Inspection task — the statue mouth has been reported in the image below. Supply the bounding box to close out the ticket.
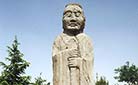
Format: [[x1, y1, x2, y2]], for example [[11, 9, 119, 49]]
[[69, 23, 77, 27], [69, 22, 80, 27]]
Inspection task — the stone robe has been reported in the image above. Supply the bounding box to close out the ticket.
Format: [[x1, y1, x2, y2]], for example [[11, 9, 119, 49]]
[[52, 33, 94, 85]]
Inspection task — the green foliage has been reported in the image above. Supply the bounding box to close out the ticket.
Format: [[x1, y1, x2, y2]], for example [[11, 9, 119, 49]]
[[95, 74, 109, 85], [32, 73, 50, 85], [0, 37, 31, 85], [0, 37, 50, 85], [0, 81, 9, 85], [95, 77, 109, 85], [114, 61, 138, 85]]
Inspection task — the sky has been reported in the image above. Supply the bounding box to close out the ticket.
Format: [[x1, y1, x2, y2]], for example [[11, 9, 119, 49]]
[[0, 0, 138, 85]]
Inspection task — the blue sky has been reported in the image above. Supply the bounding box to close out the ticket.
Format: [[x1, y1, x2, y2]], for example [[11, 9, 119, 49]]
[[0, 0, 138, 84]]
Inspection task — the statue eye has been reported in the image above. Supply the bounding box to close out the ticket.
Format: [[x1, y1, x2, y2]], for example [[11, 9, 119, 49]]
[[75, 12, 81, 17], [66, 12, 72, 17]]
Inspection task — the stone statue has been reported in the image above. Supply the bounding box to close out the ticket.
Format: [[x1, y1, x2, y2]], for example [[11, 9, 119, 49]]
[[52, 3, 94, 85]]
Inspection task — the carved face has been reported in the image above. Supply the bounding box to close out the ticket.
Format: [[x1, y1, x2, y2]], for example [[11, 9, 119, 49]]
[[63, 4, 85, 31]]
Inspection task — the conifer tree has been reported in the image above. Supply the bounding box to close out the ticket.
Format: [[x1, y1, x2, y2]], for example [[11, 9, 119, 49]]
[[95, 73, 109, 85], [0, 37, 30, 85], [32, 73, 50, 85], [95, 77, 109, 85]]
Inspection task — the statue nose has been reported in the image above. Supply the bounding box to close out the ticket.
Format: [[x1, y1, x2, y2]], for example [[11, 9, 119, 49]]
[[70, 13, 76, 21], [70, 16, 77, 22]]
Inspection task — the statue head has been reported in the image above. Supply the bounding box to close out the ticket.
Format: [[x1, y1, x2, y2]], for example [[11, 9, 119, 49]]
[[62, 3, 85, 35]]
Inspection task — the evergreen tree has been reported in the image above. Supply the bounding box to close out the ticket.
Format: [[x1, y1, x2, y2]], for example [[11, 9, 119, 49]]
[[32, 73, 50, 85], [0, 37, 30, 85], [95, 73, 109, 85]]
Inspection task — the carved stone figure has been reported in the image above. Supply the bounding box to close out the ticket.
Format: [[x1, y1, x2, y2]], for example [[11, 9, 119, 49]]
[[52, 3, 94, 85]]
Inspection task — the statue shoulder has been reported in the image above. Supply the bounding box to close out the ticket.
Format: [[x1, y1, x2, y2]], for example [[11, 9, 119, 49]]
[[54, 33, 64, 42], [77, 33, 92, 42], [53, 33, 70, 44]]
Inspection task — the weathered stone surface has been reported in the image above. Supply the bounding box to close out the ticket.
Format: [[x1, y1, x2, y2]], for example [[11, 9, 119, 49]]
[[52, 3, 94, 85]]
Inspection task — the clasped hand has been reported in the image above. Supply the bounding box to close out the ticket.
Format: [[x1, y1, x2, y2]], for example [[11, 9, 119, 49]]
[[67, 48, 81, 68]]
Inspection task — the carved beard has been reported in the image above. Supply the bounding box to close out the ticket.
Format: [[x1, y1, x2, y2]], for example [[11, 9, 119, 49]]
[[62, 18, 85, 36]]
